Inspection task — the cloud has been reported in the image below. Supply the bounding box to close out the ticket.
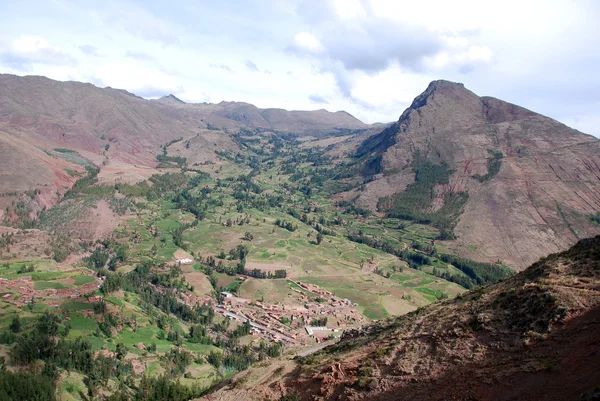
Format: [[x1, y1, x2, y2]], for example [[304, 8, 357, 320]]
[[0, 35, 76, 71], [245, 60, 259, 72], [79, 45, 101, 57], [177, 87, 210, 104], [561, 112, 600, 138], [93, 61, 181, 97], [308, 94, 329, 104], [210, 63, 233, 73], [323, 21, 443, 73], [288, 1, 496, 107], [424, 41, 493, 72], [290, 32, 325, 54], [103, 4, 179, 45], [125, 50, 156, 62]]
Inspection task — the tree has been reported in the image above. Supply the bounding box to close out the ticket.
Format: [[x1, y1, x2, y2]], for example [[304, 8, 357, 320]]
[[61, 322, 72, 338], [243, 232, 254, 241], [316, 232, 323, 245], [115, 343, 128, 360], [9, 315, 21, 333]]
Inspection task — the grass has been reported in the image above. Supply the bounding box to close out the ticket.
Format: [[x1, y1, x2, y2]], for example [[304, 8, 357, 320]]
[[74, 275, 96, 285], [31, 272, 71, 281], [67, 313, 99, 335], [61, 301, 93, 311], [34, 281, 68, 290], [415, 287, 444, 302]]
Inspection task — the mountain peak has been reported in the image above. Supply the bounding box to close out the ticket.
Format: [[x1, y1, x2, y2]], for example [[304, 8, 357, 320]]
[[158, 94, 185, 104], [405, 79, 475, 112], [427, 79, 465, 90]]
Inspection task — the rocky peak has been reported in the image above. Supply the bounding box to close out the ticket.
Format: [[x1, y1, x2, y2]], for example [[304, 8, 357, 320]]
[[400, 79, 480, 119], [158, 94, 185, 104]]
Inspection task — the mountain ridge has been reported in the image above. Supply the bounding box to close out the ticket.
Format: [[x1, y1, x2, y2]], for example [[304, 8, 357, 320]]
[[0, 73, 372, 227], [339, 80, 600, 270]]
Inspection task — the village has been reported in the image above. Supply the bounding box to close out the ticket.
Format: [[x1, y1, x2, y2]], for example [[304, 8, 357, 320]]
[[209, 279, 367, 347], [0, 261, 368, 353]]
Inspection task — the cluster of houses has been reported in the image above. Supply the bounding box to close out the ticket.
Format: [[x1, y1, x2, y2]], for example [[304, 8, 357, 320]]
[[0, 276, 34, 306], [213, 281, 366, 345]]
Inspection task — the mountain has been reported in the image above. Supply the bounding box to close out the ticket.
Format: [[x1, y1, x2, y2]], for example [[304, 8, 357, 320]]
[[157, 94, 186, 104], [0, 74, 367, 225], [203, 235, 600, 401], [2, 74, 599, 268], [338, 80, 600, 270], [153, 100, 367, 136]]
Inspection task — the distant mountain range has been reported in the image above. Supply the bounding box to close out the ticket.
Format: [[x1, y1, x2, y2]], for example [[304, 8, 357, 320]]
[[0, 73, 366, 217]]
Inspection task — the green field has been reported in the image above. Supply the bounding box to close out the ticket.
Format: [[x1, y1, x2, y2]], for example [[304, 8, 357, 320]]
[[74, 275, 96, 285], [34, 281, 68, 290]]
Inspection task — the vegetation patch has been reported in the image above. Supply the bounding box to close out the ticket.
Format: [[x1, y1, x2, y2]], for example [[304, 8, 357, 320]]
[[73, 275, 95, 285], [377, 151, 468, 233], [472, 149, 504, 182], [34, 281, 68, 290]]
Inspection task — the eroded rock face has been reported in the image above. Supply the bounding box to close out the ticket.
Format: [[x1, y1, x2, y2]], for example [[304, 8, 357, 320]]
[[352, 80, 600, 270]]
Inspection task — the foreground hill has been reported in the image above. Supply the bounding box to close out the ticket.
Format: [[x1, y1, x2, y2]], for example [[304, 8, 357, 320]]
[[204, 235, 600, 401], [339, 80, 600, 270]]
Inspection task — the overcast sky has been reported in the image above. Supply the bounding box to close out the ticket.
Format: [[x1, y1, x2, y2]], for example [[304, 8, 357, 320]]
[[1, 0, 599, 136]]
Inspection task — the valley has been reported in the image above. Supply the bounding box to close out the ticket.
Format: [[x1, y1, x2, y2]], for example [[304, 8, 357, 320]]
[[0, 75, 598, 401]]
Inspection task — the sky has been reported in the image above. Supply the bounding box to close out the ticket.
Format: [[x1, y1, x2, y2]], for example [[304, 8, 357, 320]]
[[1, 0, 599, 136]]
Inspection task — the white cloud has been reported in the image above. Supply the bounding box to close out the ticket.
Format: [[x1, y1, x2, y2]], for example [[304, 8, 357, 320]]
[[291, 32, 325, 54], [561, 112, 600, 138], [0, 35, 75, 70], [330, 0, 366, 20], [177, 86, 210, 103], [94, 62, 181, 97], [102, 2, 180, 46], [309, 94, 328, 104], [245, 60, 259, 72], [424, 45, 493, 71], [79, 45, 101, 57], [125, 50, 156, 62]]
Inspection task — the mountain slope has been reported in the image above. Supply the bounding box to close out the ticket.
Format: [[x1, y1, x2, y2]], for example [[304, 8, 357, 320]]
[[343, 80, 600, 270], [0, 74, 367, 220], [203, 235, 600, 401]]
